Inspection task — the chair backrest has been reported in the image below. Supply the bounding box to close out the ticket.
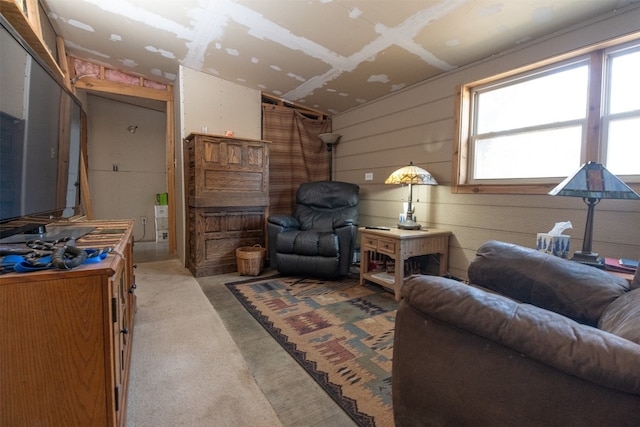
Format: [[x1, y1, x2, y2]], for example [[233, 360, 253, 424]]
[[294, 181, 359, 231]]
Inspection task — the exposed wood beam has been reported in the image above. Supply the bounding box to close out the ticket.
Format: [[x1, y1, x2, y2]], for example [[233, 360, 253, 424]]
[[165, 97, 177, 254], [79, 111, 93, 219], [0, 0, 63, 79], [73, 76, 172, 102], [24, 0, 41, 39], [262, 92, 330, 121], [55, 35, 72, 91]]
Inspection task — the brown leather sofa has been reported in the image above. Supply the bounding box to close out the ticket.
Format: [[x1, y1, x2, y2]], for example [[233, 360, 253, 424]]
[[392, 240, 640, 426]]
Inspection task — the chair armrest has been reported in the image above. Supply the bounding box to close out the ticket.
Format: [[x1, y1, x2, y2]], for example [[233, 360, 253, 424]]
[[333, 218, 356, 229], [402, 275, 640, 395], [267, 215, 301, 270], [267, 214, 300, 229]]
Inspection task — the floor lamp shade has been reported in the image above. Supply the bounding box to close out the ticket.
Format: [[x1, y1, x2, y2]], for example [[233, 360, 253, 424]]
[[548, 161, 640, 265]]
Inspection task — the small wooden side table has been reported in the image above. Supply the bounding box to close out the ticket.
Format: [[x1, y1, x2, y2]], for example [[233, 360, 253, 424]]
[[608, 270, 635, 284], [359, 227, 451, 300]]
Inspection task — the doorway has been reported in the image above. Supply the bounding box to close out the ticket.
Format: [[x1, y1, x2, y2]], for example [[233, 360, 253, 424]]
[[84, 92, 169, 249]]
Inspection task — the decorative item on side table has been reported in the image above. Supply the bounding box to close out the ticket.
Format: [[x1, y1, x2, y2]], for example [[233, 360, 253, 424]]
[[385, 161, 438, 230], [536, 221, 572, 258], [548, 161, 640, 267]]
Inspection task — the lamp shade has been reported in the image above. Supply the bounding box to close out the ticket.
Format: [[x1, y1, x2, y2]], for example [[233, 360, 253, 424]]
[[318, 133, 341, 145], [548, 161, 640, 200], [385, 162, 438, 186]]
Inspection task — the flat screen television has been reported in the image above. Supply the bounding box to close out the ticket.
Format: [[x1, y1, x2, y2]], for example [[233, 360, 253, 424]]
[[0, 14, 83, 239]]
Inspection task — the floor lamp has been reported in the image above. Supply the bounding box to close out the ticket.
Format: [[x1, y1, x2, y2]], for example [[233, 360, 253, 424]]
[[318, 133, 341, 181], [548, 161, 640, 266]]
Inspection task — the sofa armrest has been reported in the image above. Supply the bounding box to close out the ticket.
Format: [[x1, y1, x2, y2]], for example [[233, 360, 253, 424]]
[[402, 275, 640, 394]]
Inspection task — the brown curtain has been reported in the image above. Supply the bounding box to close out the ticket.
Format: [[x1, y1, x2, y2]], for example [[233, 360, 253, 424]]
[[263, 105, 332, 215]]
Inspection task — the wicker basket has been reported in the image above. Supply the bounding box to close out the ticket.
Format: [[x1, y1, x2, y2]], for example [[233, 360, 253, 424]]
[[236, 244, 266, 276]]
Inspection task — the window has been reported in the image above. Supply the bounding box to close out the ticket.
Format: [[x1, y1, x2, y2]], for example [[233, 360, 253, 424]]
[[603, 45, 640, 175], [454, 35, 640, 194]]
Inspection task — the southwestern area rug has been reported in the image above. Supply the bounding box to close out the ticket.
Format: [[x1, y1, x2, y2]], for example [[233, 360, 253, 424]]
[[225, 275, 397, 427]]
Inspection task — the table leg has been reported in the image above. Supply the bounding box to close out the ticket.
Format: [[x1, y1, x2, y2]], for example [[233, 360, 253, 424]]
[[439, 251, 448, 276], [360, 249, 368, 286]]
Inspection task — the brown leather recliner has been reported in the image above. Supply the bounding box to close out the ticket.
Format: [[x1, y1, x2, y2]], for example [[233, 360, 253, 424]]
[[393, 240, 640, 426]]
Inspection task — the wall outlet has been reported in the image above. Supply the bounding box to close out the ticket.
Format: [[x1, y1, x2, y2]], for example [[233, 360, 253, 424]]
[[141, 217, 147, 225], [365, 172, 373, 181]]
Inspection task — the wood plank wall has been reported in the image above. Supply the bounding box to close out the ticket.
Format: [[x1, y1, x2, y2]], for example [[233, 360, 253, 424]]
[[332, 7, 640, 280]]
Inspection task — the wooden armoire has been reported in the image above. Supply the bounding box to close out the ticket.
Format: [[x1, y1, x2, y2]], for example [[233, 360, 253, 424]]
[[184, 133, 269, 277]]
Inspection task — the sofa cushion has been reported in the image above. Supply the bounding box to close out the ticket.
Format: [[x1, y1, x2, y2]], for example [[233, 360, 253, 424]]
[[599, 288, 640, 345], [468, 240, 629, 326]]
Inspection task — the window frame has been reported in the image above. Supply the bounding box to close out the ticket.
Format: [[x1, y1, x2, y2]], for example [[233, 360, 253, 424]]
[[453, 33, 640, 195], [600, 43, 640, 176]]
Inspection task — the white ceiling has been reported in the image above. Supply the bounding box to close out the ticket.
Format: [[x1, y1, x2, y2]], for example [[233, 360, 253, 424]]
[[42, 0, 639, 115]]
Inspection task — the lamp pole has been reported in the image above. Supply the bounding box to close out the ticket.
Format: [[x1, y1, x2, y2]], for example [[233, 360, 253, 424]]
[[398, 181, 422, 230], [572, 197, 600, 264], [326, 142, 335, 181]]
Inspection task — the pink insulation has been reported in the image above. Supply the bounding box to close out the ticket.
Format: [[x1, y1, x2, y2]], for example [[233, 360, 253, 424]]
[[105, 69, 141, 85], [144, 80, 167, 90], [74, 59, 100, 78], [72, 58, 167, 90]]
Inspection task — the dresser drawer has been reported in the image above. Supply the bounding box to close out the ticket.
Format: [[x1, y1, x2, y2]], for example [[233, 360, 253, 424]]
[[362, 235, 378, 250], [377, 238, 396, 255]]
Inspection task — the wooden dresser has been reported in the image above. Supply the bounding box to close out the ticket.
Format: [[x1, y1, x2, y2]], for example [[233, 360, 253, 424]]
[[0, 220, 136, 427], [184, 133, 269, 277]]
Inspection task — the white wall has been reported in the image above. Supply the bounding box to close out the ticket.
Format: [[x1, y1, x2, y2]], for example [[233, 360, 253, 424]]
[[179, 66, 262, 139], [333, 6, 640, 279], [86, 94, 167, 242], [174, 66, 262, 263]]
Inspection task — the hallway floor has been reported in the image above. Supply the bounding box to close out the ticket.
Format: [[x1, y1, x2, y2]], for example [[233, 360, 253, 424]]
[[133, 240, 174, 263], [130, 243, 357, 426]]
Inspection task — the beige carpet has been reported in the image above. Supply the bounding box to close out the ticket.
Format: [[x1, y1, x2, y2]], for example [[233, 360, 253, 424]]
[[125, 259, 282, 426]]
